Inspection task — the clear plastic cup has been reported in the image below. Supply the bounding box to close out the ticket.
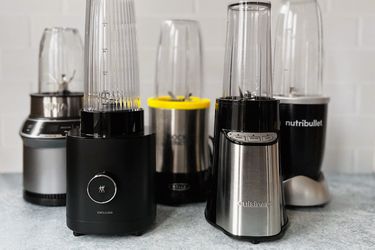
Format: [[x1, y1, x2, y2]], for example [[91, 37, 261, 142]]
[[38, 27, 84, 95], [223, 1, 273, 99], [155, 20, 203, 101], [274, 0, 323, 97]]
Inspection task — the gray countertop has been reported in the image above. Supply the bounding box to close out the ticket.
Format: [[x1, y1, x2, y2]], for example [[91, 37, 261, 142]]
[[0, 174, 374, 249]]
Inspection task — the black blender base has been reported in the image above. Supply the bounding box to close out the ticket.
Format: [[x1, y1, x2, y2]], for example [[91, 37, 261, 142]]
[[73, 231, 143, 237], [204, 209, 288, 244], [66, 127, 156, 236], [23, 190, 66, 207], [156, 170, 210, 206], [67, 216, 154, 236]]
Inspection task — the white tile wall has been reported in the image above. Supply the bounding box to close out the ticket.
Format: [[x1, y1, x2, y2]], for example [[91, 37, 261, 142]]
[[0, 0, 374, 173]]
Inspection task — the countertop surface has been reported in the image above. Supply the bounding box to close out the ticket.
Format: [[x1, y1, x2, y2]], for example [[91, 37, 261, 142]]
[[0, 174, 374, 249]]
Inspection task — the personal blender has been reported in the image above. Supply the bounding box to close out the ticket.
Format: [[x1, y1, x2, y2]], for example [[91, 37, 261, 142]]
[[20, 27, 83, 206], [274, 0, 330, 207], [205, 1, 288, 243], [66, 0, 156, 236], [148, 20, 211, 205]]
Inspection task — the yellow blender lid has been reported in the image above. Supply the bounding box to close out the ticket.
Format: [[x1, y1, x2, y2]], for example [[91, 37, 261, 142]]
[[148, 96, 211, 110]]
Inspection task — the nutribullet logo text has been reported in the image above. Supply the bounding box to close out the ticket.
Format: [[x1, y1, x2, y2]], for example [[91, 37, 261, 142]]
[[285, 120, 323, 127]]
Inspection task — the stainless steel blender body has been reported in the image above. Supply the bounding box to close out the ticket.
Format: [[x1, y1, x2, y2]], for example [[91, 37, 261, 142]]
[[205, 98, 288, 243], [21, 93, 82, 206], [150, 106, 211, 204], [216, 132, 284, 237], [150, 108, 209, 174]]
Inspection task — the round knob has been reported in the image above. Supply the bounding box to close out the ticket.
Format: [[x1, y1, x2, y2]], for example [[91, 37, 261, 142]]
[[87, 174, 117, 204]]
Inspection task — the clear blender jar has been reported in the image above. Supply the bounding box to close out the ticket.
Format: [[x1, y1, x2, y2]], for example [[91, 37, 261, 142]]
[[274, 0, 330, 207], [148, 20, 211, 205]]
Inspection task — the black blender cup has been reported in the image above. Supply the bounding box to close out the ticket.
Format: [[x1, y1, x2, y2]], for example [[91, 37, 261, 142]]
[[274, 0, 330, 207]]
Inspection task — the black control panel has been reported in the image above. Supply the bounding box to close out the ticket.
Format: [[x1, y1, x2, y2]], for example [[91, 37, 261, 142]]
[[21, 119, 80, 138]]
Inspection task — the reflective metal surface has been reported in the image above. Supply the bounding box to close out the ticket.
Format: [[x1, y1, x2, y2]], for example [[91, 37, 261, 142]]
[[20, 118, 80, 139], [284, 173, 330, 207], [150, 108, 210, 174], [30, 93, 83, 119], [23, 138, 66, 194], [226, 131, 278, 144], [216, 132, 285, 237], [276, 96, 330, 105], [21, 93, 83, 197]]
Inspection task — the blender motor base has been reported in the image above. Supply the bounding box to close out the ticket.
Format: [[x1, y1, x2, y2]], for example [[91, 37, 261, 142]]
[[284, 173, 330, 207]]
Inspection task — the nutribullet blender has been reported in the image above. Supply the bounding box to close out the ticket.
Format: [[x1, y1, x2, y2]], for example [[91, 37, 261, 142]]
[[20, 27, 84, 206], [66, 0, 156, 236], [205, 1, 288, 243], [274, 0, 330, 207], [148, 20, 211, 205]]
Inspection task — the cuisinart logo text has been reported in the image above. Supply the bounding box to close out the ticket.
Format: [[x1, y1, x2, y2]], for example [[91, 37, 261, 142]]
[[238, 201, 271, 208], [285, 120, 323, 127]]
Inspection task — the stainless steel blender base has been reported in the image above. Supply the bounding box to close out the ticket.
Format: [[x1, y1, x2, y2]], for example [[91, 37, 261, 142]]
[[284, 173, 330, 207]]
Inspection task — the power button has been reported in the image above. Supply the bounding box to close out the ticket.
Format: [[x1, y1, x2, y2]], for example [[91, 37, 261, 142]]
[[87, 174, 117, 204]]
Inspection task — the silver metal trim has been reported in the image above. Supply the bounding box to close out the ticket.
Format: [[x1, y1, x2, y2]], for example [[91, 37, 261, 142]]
[[284, 173, 330, 207], [87, 174, 117, 205], [226, 132, 277, 144], [20, 133, 66, 139], [30, 94, 83, 119], [20, 118, 80, 139], [26, 118, 80, 123], [276, 96, 330, 105]]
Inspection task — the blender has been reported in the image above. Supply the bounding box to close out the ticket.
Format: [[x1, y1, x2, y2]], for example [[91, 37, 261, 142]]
[[274, 0, 330, 207], [148, 20, 211, 205], [205, 1, 288, 243], [20, 27, 84, 206], [66, 0, 156, 236]]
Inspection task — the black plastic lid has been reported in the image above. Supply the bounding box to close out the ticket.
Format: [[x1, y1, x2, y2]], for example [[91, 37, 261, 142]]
[[81, 109, 144, 138], [216, 97, 280, 133]]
